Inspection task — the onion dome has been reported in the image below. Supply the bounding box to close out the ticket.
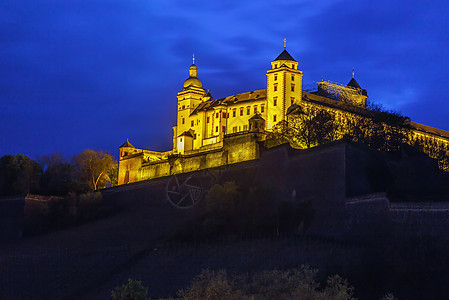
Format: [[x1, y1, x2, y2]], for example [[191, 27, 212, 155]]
[[183, 54, 203, 89]]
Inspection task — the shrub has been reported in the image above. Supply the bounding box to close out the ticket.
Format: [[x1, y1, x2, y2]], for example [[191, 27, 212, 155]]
[[111, 279, 150, 300], [178, 267, 359, 300], [178, 269, 246, 300]]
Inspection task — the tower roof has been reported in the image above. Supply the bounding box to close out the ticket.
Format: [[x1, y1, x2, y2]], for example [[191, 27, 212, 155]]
[[274, 49, 296, 62], [347, 78, 361, 89], [119, 140, 135, 148], [183, 58, 203, 89]]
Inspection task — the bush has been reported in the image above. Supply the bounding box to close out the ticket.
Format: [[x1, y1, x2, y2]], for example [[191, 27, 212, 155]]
[[178, 266, 361, 300], [178, 269, 242, 300], [78, 191, 104, 221], [111, 279, 150, 300]]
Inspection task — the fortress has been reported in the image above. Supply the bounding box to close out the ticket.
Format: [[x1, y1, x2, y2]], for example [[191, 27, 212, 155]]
[[118, 43, 449, 185]]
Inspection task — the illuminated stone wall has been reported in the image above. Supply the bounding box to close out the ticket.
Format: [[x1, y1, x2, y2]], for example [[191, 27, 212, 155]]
[[118, 153, 143, 185], [133, 133, 262, 182]]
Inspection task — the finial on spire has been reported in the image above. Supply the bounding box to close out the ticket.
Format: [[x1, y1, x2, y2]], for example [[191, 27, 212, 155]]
[[284, 38, 287, 49], [192, 53, 195, 65], [352, 68, 355, 78]]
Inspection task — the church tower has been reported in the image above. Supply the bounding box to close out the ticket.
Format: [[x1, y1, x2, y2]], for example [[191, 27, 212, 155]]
[[173, 55, 211, 154], [266, 40, 303, 130]]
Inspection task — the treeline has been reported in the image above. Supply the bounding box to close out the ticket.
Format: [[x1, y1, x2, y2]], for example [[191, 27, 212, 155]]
[[267, 101, 449, 170], [0, 150, 117, 197]]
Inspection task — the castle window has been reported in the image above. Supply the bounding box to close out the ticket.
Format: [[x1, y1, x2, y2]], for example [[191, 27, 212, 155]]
[[240, 107, 244, 116], [274, 83, 278, 92], [239, 126, 241, 131], [222, 112, 227, 118], [273, 115, 277, 122], [216, 113, 219, 118], [274, 64, 278, 68], [191, 120, 194, 127], [291, 75, 295, 81], [222, 126, 226, 133], [243, 125, 248, 131], [273, 97, 277, 106], [180, 138, 183, 142], [215, 126, 218, 132], [254, 105, 257, 114], [182, 105, 185, 110], [291, 84, 295, 92], [197, 120, 200, 125], [261, 104, 265, 113], [246, 106, 250, 115], [232, 108, 236, 117], [233, 126, 237, 133], [182, 118, 185, 124], [292, 64, 295, 69], [207, 116, 210, 123], [291, 97, 295, 105], [274, 74, 278, 81]]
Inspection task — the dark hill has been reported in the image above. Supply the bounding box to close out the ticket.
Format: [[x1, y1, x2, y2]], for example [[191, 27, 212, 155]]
[[1, 140, 449, 299]]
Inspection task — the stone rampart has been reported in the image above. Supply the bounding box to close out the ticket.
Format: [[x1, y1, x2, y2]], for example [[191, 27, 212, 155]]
[[137, 133, 262, 181]]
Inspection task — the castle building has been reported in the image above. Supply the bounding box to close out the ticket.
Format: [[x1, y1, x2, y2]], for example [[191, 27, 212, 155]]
[[118, 44, 449, 185]]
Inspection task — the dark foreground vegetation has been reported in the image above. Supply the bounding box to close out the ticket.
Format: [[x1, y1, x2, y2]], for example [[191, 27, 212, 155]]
[[0, 150, 119, 236], [173, 181, 314, 241], [23, 191, 119, 236], [113, 267, 397, 300]]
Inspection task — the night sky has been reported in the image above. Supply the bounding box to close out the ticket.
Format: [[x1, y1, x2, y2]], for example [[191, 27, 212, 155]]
[[1, 0, 448, 160]]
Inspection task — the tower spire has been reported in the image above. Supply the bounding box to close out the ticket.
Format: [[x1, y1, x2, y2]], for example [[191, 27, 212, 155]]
[[192, 53, 195, 65], [284, 38, 287, 49], [352, 68, 355, 78]]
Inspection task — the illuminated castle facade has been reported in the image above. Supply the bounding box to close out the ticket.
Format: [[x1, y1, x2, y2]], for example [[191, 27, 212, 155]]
[[118, 46, 449, 185]]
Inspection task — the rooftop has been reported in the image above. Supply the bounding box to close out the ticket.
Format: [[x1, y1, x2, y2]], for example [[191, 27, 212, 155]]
[[274, 49, 296, 62]]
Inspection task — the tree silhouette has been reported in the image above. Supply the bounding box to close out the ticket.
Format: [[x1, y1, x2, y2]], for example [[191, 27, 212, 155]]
[[0, 154, 41, 197]]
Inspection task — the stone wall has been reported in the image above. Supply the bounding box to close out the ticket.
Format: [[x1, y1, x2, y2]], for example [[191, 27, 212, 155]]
[[0, 197, 25, 244], [137, 133, 262, 182]]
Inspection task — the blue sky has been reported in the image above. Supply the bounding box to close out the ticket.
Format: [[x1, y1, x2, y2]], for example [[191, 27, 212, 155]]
[[1, 0, 448, 159]]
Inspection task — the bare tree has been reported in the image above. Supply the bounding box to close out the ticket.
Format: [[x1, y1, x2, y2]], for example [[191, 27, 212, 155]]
[[72, 150, 117, 190]]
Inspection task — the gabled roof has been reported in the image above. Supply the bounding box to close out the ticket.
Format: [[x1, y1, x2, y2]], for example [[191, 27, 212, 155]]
[[347, 78, 361, 89], [274, 49, 296, 62], [119, 140, 135, 148], [179, 130, 194, 137], [249, 113, 265, 121]]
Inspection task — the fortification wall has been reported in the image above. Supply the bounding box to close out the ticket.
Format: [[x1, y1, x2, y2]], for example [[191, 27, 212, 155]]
[[117, 139, 449, 241], [389, 202, 449, 237], [136, 133, 261, 181], [118, 153, 142, 185]]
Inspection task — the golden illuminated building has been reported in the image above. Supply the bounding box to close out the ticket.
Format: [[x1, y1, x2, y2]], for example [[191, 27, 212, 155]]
[[118, 42, 449, 185]]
